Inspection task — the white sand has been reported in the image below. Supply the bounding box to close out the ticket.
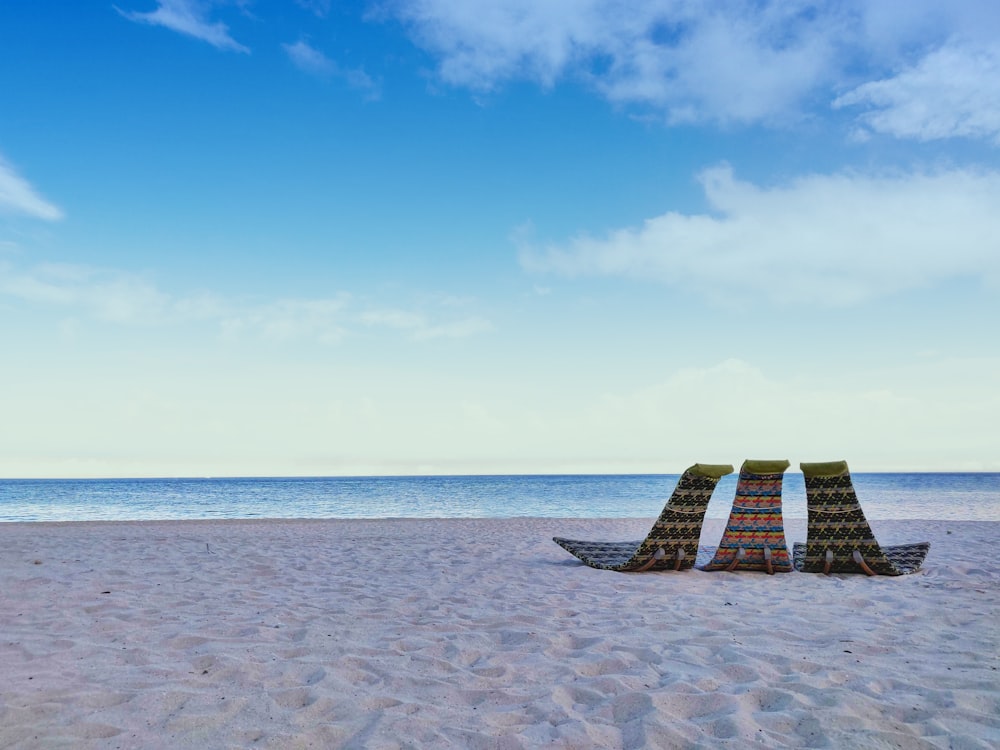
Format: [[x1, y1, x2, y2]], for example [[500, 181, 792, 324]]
[[1, 518, 997, 749]]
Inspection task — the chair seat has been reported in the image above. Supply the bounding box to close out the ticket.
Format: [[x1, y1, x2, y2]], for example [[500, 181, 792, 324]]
[[792, 541, 930, 575], [553, 538, 714, 571]]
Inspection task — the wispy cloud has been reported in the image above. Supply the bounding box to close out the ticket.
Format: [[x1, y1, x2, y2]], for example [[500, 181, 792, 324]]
[[834, 41, 1000, 144], [0, 260, 491, 343], [283, 39, 380, 98], [386, 1, 1000, 136], [117, 0, 249, 53], [520, 165, 1000, 305], [0, 155, 63, 221], [0, 262, 181, 322], [284, 39, 336, 76], [294, 0, 331, 18], [221, 297, 351, 344], [360, 307, 493, 341]]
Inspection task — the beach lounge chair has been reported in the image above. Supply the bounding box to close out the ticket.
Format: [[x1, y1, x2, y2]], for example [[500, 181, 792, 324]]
[[701, 460, 792, 574], [792, 461, 930, 575], [552, 463, 733, 572]]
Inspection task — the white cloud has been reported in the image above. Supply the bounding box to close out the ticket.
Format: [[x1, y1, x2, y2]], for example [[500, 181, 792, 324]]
[[283, 39, 380, 97], [117, 0, 249, 53], [361, 307, 493, 340], [0, 262, 170, 322], [414, 316, 493, 341], [222, 297, 351, 344], [390, 0, 843, 124], [387, 1, 1000, 136], [520, 165, 1000, 305], [834, 41, 1000, 144], [565, 356, 1000, 472], [595, 5, 842, 126], [284, 39, 337, 76], [295, 0, 331, 17], [0, 155, 63, 221], [858, 0, 1000, 55], [360, 308, 425, 329], [0, 260, 491, 343], [4, 344, 999, 476]]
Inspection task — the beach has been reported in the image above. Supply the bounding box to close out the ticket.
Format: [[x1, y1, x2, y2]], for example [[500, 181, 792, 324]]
[[1, 518, 997, 749]]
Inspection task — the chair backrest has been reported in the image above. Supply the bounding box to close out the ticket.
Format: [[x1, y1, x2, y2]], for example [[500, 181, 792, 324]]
[[625, 463, 732, 569], [702, 459, 792, 572], [800, 460, 897, 574]]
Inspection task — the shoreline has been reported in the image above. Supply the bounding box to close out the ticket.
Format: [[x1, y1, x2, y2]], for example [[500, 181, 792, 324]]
[[3, 515, 994, 526], [2, 518, 997, 748]]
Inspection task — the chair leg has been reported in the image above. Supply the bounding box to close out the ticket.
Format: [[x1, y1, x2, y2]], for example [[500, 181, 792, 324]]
[[726, 546, 746, 572], [633, 546, 667, 572], [823, 549, 833, 575], [763, 545, 773, 575], [852, 549, 877, 576]]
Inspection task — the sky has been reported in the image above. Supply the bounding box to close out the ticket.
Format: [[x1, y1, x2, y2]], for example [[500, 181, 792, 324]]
[[1, 0, 999, 478]]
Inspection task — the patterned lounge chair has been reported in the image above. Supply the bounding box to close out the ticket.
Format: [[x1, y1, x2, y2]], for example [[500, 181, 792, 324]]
[[701, 459, 792, 574], [552, 463, 734, 572], [792, 461, 930, 575]]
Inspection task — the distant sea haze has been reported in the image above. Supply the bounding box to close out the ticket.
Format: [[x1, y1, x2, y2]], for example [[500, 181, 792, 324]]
[[2, 473, 998, 523]]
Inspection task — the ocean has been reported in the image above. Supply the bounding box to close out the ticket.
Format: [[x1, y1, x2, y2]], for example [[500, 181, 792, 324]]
[[1, 472, 998, 523]]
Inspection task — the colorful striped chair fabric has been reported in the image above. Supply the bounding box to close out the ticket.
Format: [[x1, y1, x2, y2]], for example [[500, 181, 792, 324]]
[[701, 459, 793, 574]]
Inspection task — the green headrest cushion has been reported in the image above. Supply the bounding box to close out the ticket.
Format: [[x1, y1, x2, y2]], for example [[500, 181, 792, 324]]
[[800, 460, 850, 477], [742, 459, 791, 474], [686, 463, 735, 479]]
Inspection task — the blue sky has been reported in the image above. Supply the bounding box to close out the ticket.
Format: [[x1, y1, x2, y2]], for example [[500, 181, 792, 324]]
[[2, 0, 999, 477]]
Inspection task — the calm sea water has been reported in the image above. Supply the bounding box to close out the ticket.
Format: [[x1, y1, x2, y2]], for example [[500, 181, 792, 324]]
[[1, 473, 998, 523]]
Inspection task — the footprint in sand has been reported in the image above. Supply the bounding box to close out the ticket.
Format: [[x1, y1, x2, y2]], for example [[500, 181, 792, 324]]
[[72, 723, 122, 740], [271, 687, 317, 710]]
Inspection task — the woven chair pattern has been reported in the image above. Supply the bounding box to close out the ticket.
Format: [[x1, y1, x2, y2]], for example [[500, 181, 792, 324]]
[[792, 466, 929, 575], [552, 467, 728, 572]]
